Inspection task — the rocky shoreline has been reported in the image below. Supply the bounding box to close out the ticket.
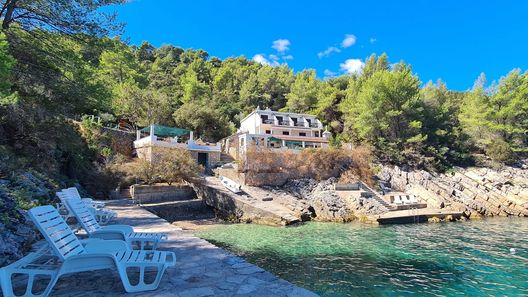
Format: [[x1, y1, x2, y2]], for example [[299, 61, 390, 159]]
[[378, 164, 528, 218], [1, 163, 527, 267]]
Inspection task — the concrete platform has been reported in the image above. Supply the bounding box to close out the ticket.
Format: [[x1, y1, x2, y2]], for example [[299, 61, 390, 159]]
[[374, 208, 465, 225], [196, 177, 302, 225], [45, 199, 318, 297]]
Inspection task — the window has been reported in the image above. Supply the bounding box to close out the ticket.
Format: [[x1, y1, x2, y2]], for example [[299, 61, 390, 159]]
[[299, 132, 306, 137], [314, 131, 319, 137], [282, 131, 289, 135], [265, 130, 271, 134]]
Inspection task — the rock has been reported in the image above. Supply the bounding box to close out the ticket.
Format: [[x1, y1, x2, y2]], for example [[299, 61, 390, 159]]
[[429, 216, 442, 223], [377, 165, 528, 218], [0, 191, 37, 266]]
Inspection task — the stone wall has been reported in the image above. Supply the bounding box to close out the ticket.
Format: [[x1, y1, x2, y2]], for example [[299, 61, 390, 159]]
[[193, 181, 290, 225], [130, 184, 196, 204], [378, 165, 528, 217], [142, 200, 214, 222], [103, 127, 136, 157]]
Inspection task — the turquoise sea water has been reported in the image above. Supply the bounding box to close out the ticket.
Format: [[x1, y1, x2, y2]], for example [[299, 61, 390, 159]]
[[198, 219, 528, 296]]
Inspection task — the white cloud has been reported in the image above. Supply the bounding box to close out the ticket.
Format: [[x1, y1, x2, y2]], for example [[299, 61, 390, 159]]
[[369, 38, 377, 44], [282, 54, 294, 60], [317, 46, 341, 58], [269, 54, 279, 62], [252, 54, 271, 65], [252, 54, 280, 67], [323, 69, 337, 77], [340, 59, 365, 74], [272, 39, 290, 53], [341, 34, 357, 48]]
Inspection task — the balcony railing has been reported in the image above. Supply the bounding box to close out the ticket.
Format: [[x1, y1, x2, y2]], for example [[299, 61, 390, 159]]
[[278, 121, 290, 126], [262, 119, 274, 124], [309, 123, 320, 128], [293, 122, 306, 127]]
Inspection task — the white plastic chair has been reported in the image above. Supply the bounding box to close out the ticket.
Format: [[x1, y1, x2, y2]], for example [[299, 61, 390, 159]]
[[64, 196, 167, 250], [0, 205, 175, 297]]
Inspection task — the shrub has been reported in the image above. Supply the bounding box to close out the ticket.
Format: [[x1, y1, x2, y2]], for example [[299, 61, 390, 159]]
[[155, 147, 202, 185], [132, 158, 158, 185], [125, 147, 202, 185], [486, 139, 514, 164], [339, 145, 376, 187]]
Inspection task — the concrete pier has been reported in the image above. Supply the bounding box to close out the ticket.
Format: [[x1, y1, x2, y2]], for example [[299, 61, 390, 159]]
[[46, 199, 318, 297], [375, 208, 464, 224], [194, 177, 302, 225]]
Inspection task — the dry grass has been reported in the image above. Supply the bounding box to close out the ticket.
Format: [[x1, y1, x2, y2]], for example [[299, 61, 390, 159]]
[[243, 145, 375, 185]]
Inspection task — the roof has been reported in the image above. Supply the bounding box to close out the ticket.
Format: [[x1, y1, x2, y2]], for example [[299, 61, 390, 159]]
[[240, 108, 320, 124], [140, 124, 190, 137]]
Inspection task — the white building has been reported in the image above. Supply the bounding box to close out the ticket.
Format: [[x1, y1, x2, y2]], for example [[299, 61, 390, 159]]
[[134, 124, 222, 168], [232, 108, 331, 152]]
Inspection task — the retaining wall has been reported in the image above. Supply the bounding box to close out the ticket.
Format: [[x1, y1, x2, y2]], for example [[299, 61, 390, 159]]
[[130, 184, 196, 204]]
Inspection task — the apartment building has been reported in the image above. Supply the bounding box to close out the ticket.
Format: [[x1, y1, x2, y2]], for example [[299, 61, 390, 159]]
[[233, 108, 331, 151]]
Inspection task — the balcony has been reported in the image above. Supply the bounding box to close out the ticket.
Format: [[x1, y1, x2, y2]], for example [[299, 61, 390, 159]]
[[277, 121, 290, 126], [293, 121, 306, 127], [261, 119, 274, 124], [309, 122, 320, 128], [134, 136, 220, 152]]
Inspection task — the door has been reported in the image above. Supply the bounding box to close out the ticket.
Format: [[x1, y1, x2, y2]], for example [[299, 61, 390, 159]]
[[197, 152, 208, 168]]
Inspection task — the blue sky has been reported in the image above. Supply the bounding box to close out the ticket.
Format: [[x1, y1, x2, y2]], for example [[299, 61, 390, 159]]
[[107, 0, 528, 91]]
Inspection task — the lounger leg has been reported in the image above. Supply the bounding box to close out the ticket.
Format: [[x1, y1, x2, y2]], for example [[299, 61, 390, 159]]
[[116, 264, 167, 293], [0, 270, 59, 297]]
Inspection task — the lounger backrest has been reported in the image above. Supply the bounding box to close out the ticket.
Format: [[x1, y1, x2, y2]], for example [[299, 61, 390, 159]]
[[56, 190, 76, 212], [64, 196, 102, 234], [28, 205, 86, 261], [65, 187, 82, 200]]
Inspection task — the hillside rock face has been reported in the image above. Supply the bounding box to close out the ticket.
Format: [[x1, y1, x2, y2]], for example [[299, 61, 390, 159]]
[[0, 172, 58, 266], [378, 164, 528, 217], [0, 191, 37, 267]]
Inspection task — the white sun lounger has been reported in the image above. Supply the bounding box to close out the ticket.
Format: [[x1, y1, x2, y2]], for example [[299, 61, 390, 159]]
[[57, 191, 116, 225], [409, 195, 419, 204], [65, 187, 106, 209], [401, 195, 411, 204], [393, 195, 403, 205], [0, 205, 175, 297], [64, 197, 167, 250]]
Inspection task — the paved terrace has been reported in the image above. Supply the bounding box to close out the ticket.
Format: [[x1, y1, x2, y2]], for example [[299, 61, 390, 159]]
[[48, 200, 318, 297]]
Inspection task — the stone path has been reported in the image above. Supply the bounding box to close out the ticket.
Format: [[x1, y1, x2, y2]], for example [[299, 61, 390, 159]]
[[48, 199, 318, 297]]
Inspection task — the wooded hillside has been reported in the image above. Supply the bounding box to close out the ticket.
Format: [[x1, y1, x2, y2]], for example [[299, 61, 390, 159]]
[[0, 0, 526, 193]]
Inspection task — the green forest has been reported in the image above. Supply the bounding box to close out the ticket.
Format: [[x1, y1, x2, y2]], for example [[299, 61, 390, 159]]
[[0, 0, 527, 192]]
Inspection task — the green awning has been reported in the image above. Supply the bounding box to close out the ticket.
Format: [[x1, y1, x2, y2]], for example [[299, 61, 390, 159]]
[[268, 137, 282, 142], [285, 140, 303, 145], [140, 124, 190, 137]]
